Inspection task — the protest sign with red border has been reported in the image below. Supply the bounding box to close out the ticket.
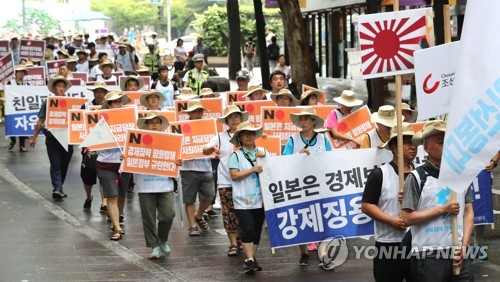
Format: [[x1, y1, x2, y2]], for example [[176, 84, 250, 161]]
[[329, 105, 377, 149], [168, 119, 217, 160], [226, 91, 247, 105], [0, 53, 14, 82], [174, 98, 224, 131], [233, 100, 275, 127], [25, 66, 46, 86], [46, 59, 66, 79], [19, 39, 45, 60], [261, 106, 302, 143], [0, 40, 10, 57]]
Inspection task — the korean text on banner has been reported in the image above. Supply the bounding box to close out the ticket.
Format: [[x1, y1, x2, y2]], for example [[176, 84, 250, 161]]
[[25, 66, 46, 86], [84, 107, 138, 150], [414, 42, 459, 121], [168, 119, 217, 160], [45, 97, 88, 129], [68, 109, 87, 145], [0, 53, 14, 82], [19, 39, 45, 60], [122, 129, 182, 178], [46, 60, 67, 79], [234, 100, 275, 127], [174, 98, 224, 131], [440, 1, 500, 193], [329, 106, 376, 149], [358, 8, 435, 79], [259, 148, 393, 248], [0, 40, 9, 57], [261, 106, 301, 143]]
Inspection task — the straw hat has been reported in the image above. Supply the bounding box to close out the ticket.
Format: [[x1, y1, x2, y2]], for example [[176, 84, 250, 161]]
[[76, 47, 88, 56], [101, 91, 131, 109], [333, 90, 363, 107], [243, 85, 265, 98], [66, 57, 77, 64], [380, 123, 415, 150], [197, 88, 220, 98], [99, 58, 115, 70], [229, 121, 264, 146], [299, 90, 323, 104], [87, 81, 109, 92], [217, 105, 249, 125], [371, 105, 399, 127], [120, 75, 145, 91], [15, 65, 28, 74], [48, 75, 72, 94], [176, 88, 197, 100], [290, 107, 325, 129], [402, 103, 418, 122], [137, 111, 169, 132], [135, 65, 150, 74], [89, 56, 99, 62], [412, 120, 446, 145], [181, 99, 209, 113], [24, 61, 34, 67], [140, 90, 165, 108], [270, 89, 299, 106], [30, 58, 40, 63], [57, 49, 69, 57]]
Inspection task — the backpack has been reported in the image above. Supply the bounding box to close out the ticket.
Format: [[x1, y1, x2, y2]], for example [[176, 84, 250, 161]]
[[245, 43, 254, 58]]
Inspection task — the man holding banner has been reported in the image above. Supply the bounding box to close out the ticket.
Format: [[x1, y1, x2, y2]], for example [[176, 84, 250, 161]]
[[7, 65, 30, 152]]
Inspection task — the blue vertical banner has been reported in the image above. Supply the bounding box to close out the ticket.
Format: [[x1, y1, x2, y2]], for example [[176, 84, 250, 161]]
[[472, 170, 494, 225]]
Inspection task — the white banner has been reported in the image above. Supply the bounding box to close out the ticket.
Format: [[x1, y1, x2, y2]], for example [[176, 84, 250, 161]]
[[79, 118, 117, 149], [440, 1, 500, 193], [414, 41, 460, 120]]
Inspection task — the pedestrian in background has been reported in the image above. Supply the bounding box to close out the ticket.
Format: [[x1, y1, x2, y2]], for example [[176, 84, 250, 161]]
[[193, 37, 209, 64], [174, 38, 187, 73], [267, 36, 279, 72], [244, 37, 256, 76]]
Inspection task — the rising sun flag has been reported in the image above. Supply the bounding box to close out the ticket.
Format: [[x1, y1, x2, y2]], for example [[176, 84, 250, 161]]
[[358, 8, 435, 79]]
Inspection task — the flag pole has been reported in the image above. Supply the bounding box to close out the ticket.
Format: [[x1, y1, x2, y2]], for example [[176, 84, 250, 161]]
[[443, 4, 460, 276]]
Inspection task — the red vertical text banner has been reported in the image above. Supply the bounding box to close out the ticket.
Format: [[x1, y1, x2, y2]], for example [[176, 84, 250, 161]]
[[45, 96, 88, 129], [168, 118, 218, 160], [122, 129, 182, 178]]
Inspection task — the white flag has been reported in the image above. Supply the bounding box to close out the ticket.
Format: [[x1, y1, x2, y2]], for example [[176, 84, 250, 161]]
[[440, 0, 500, 193], [49, 128, 69, 152], [79, 118, 117, 149]]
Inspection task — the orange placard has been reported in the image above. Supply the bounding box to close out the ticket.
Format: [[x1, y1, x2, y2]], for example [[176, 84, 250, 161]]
[[45, 96, 88, 129], [412, 122, 426, 133], [122, 129, 182, 178], [255, 136, 282, 156], [226, 91, 247, 105], [138, 110, 176, 123], [312, 105, 337, 120], [88, 105, 102, 111], [67, 109, 86, 145], [303, 84, 326, 105], [123, 91, 148, 108], [331, 105, 377, 149], [174, 98, 224, 131], [168, 119, 217, 160], [233, 100, 275, 127], [84, 107, 138, 150], [261, 106, 302, 143]]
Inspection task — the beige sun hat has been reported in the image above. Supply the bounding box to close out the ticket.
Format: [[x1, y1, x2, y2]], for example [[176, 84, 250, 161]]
[[87, 81, 109, 92], [299, 90, 323, 104], [140, 90, 165, 108], [30, 58, 40, 63], [15, 65, 28, 74], [290, 107, 325, 129], [181, 99, 209, 113], [412, 120, 446, 145], [197, 88, 220, 98], [217, 105, 249, 125], [380, 122, 415, 149], [99, 58, 115, 71], [333, 90, 363, 107], [135, 65, 150, 74], [24, 61, 34, 67], [402, 102, 418, 122], [66, 57, 77, 64], [270, 89, 299, 106], [137, 111, 169, 132], [243, 85, 265, 98], [76, 47, 88, 56], [176, 88, 197, 100], [48, 75, 72, 94], [192, 54, 204, 62], [120, 75, 145, 91], [101, 91, 131, 109], [229, 121, 264, 146], [89, 56, 99, 62], [371, 105, 399, 127], [57, 49, 69, 57]]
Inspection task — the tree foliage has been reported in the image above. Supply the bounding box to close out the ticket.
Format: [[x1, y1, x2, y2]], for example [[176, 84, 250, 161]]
[[3, 8, 61, 35]]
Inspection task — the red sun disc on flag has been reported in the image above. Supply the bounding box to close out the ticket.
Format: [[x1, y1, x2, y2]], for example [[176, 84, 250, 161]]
[[275, 110, 285, 119], [27, 41, 32, 46]]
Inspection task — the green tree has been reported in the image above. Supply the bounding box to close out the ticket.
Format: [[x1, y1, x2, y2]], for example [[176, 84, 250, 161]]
[[3, 8, 60, 35]]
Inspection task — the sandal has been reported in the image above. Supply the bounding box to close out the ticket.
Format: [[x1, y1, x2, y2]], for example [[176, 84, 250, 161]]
[[188, 226, 200, 236], [7, 143, 15, 151], [237, 238, 243, 250], [228, 245, 239, 256], [110, 231, 122, 241], [19, 147, 27, 152], [194, 216, 209, 231]]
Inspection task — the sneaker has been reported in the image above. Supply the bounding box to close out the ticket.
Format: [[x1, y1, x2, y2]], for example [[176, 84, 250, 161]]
[[298, 254, 309, 266], [159, 242, 171, 254], [205, 210, 218, 217], [254, 259, 263, 271], [244, 259, 256, 274], [212, 203, 221, 210], [83, 198, 92, 210], [52, 190, 64, 199], [150, 247, 161, 259], [100, 205, 108, 213]]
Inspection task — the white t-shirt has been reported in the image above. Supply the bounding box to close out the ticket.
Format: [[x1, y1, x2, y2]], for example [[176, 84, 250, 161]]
[[134, 174, 174, 193], [204, 131, 234, 188], [180, 158, 211, 172]]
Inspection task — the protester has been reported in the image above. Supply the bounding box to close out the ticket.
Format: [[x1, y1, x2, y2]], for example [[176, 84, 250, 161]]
[[243, 85, 266, 101], [269, 70, 287, 98], [120, 75, 144, 92], [402, 102, 418, 123], [96, 59, 118, 84], [270, 89, 299, 107], [30, 76, 74, 199], [273, 55, 291, 88], [135, 112, 182, 259], [244, 37, 256, 76], [197, 88, 220, 99], [299, 90, 322, 106], [96, 91, 132, 241], [282, 107, 331, 266], [180, 100, 214, 236], [139, 90, 165, 111], [81, 82, 109, 212], [7, 65, 29, 152], [66, 57, 78, 73], [115, 43, 135, 75], [235, 70, 250, 91], [229, 121, 268, 273], [89, 52, 108, 81], [183, 54, 209, 95], [361, 123, 417, 282], [326, 90, 363, 146], [203, 105, 249, 256], [173, 38, 187, 73], [76, 47, 89, 73], [360, 105, 398, 149], [402, 121, 474, 281], [152, 65, 179, 107]]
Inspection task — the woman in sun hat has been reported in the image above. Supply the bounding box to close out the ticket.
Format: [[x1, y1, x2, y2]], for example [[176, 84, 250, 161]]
[[270, 88, 299, 107], [402, 102, 418, 123], [283, 107, 332, 266], [243, 84, 266, 101], [139, 90, 165, 111], [299, 89, 323, 106], [120, 75, 145, 91], [197, 87, 220, 99], [30, 76, 74, 199], [326, 90, 363, 146], [360, 105, 399, 149], [135, 112, 182, 259], [229, 121, 268, 273], [203, 105, 249, 256]]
